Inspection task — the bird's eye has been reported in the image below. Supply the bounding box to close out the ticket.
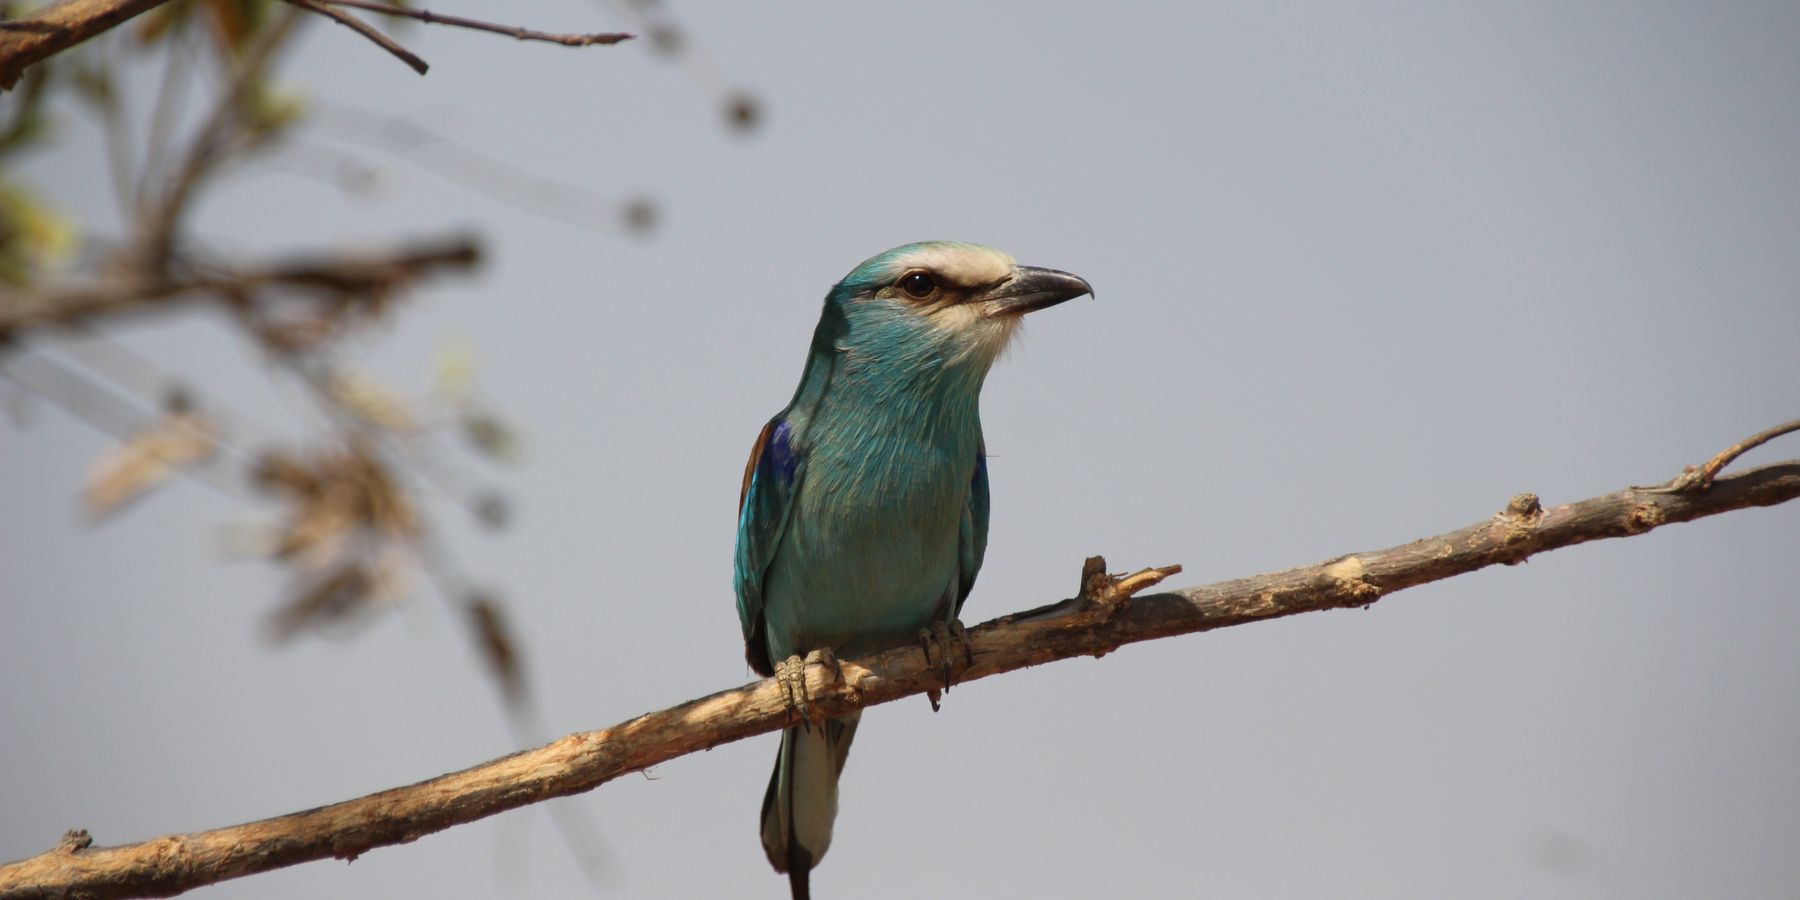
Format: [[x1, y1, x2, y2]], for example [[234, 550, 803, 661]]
[[899, 272, 937, 299]]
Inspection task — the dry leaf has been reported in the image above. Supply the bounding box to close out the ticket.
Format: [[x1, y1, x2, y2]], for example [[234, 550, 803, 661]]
[[84, 413, 217, 517], [328, 371, 416, 433], [265, 563, 372, 644], [250, 445, 417, 569]]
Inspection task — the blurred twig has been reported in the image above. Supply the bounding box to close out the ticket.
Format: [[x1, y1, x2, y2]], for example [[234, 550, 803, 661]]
[[0, 236, 479, 341], [134, 7, 302, 270], [311, 104, 646, 233], [593, 0, 760, 133]]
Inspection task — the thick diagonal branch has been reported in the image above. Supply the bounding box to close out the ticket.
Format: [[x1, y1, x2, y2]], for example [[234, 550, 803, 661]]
[[2, 450, 1796, 898], [0, 236, 480, 342], [0, 0, 175, 90]]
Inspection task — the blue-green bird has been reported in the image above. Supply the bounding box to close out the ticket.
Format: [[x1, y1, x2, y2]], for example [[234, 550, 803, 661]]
[[734, 242, 1091, 898]]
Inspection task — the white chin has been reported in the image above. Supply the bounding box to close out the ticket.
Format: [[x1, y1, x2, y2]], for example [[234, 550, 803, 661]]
[[932, 304, 1019, 364]]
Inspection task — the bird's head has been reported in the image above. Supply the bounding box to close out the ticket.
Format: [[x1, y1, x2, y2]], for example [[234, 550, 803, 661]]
[[819, 242, 1092, 371]]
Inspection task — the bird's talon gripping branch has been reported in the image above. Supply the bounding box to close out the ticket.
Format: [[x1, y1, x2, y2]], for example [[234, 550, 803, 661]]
[[917, 619, 973, 709], [917, 627, 935, 666], [808, 646, 842, 686], [950, 618, 973, 668], [773, 654, 812, 727]]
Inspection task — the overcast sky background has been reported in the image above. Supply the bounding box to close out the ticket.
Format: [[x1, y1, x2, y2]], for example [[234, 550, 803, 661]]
[[5, 2, 1800, 897]]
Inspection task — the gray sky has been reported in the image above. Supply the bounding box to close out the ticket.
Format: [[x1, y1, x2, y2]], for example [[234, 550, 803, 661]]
[[5, 1, 1800, 897]]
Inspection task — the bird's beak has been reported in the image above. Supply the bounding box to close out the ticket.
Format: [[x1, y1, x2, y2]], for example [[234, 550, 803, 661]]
[[982, 266, 1093, 316]]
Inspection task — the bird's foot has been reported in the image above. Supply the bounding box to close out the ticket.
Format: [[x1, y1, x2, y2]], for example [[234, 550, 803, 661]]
[[774, 648, 841, 729], [774, 654, 810, 725], [917, 618, 973, 712]]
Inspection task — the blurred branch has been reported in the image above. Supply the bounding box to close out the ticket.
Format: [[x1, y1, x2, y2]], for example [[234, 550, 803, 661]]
[[311, 104, 651, 234], [0, 235, 479, 341], [4, 427, 1798, 898], [133, 7, 302, 270], [592, 0, 762, 133], [0, 0, 174, 90]]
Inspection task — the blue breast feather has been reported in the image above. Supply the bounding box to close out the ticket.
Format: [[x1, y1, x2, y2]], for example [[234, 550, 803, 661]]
[[735, 416, 988, 674]]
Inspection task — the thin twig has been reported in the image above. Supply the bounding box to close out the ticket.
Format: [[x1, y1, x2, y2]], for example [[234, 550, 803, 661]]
[[314, 0, 632, 46], [3, 429, 1798, 898], [1647, 417, 1800, 493], [82, 47, 139, 220], [138, 29, 193, 216], [283, 0, 428, 75], [1700, 418, 1800, 485]]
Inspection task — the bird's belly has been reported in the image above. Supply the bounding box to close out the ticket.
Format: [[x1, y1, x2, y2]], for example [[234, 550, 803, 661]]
[[760, 494, 962, 661]]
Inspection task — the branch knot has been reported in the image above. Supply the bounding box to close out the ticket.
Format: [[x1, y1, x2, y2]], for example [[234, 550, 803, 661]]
[[1076, 555, 1183, 613], [1321, 556, 1381, 607]]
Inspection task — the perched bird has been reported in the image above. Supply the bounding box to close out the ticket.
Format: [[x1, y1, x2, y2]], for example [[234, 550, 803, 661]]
[[735, 242, 1090, 898]]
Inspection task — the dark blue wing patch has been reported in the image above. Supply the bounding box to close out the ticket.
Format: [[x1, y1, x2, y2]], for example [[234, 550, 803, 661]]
[[736, 417, 802, 675], [956, 444, 990, 615]]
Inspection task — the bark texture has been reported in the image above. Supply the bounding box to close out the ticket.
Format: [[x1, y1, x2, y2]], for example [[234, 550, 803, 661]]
[[0, 0, 175, 89]]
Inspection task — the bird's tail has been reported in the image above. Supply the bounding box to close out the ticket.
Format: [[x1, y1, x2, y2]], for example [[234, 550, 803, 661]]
[[761, 711, 860, 900]]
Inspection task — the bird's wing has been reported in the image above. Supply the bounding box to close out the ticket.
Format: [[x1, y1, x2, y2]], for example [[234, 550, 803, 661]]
[[954, 443, 990, 616], [736, 416, 802, 676]]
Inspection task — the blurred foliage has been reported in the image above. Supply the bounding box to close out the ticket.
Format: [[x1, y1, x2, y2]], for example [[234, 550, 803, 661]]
[[2, 0, 521, 641], [3, 0, 746, 732], [0, 69, 69, 286], [0, 0, 758, 881]]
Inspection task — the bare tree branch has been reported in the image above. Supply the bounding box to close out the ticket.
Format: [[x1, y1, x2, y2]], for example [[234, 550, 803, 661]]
[[283, 0, 427, 76], [3, 432, 1797, 899], [313, 0, 632, 47], [0, 0, 175, 90], [0, 236, 480, 341], [0, 0, 629, 92]]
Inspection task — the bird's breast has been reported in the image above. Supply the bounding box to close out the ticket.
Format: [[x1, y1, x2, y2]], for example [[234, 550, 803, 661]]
[[760, 426, 977, 660]]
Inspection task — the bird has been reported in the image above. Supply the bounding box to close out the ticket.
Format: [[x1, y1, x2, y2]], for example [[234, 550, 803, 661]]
[[734, 241, 1091, 898]]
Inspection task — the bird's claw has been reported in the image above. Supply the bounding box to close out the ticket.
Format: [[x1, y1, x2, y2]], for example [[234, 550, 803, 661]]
[[775, 654, 810, 726], [775, 648, 841, 729], [917, 619, 973, 712]]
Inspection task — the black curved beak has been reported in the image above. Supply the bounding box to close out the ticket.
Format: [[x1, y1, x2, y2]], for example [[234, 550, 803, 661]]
[[983, 265, 1094, 316]]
